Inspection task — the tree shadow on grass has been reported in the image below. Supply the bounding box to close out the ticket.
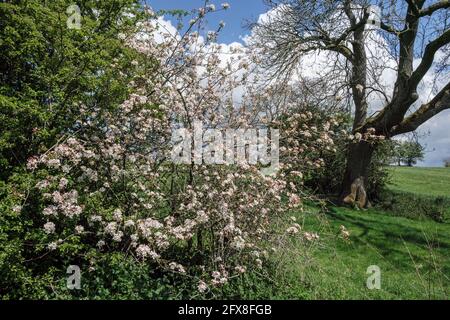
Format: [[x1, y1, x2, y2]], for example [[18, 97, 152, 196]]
[[325, 207, 450, 270]]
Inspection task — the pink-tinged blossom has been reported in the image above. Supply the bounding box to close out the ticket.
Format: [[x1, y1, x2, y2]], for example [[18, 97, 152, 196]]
[[255, 259, 263, 269], [196, 210, 209, 223], [75, 225, 84, 234], [169, 262, 186, 274], [43, 206, 58, 216], [27, 156, 39, 170], [235, 266, 246, 274], [47, 159, 61, 169], [36, 180, 50, 190], [125, 220, 135, 228], [52, 191, 63, 203], [136, 244, 159, 260], [231, 235, 245, 250], [90, 215, 102, 223], [113, 209, 123, 221], [105, 222, 118, 236], [198, 280, 208, 293], [303, 232, 320, 242], [97, 240, 105, 249], [59, 178, 69, 190], [112, 231, 123, 242], [44, 222, 56, 234], [28, 8, 337, 281], [289, 194, 301, 207], [286, 226, 299, 235]]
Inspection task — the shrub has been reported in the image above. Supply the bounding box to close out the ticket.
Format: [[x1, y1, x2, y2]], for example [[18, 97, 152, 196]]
[[0, 0, 141, 181], [377, 190, 449, 222], [1, 6, 334, 299]]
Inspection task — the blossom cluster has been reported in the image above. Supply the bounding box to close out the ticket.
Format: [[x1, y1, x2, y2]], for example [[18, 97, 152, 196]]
[[349, 127, 386, 144]]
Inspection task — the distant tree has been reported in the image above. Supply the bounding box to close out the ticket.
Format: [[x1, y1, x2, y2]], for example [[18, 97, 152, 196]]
[[389, 140, 401, 166], [395, 141, 425, 167], [444, 158, 450, 167]]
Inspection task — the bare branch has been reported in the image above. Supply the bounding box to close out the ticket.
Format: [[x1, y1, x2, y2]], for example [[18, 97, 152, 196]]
[[410, 28, 450, 88], [419, 0, 450, 17], [380, 21, 401, 35]]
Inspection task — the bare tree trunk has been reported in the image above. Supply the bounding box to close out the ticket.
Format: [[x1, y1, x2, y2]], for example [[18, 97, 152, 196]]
[[340, 140, 375, 208]]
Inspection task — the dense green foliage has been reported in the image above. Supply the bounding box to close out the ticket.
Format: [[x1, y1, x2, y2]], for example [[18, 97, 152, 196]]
[[0, 0, 140, 180], [0, 0, 147, 299], [377, 190, 449, 222]]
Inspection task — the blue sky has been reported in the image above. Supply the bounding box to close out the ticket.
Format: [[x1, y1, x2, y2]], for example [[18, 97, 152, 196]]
[[146, 0, 267, 44]]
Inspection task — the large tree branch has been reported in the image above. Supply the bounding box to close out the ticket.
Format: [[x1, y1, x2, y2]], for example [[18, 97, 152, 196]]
[[390, 81, 450, 135], [405, 0, 421, 16], [410, 28, 450, 88], [380, 21, 401, 35], [340, 1, 372, 129], [419, 0, 450, 17], [343, 0, 357, 26], [336, 7, 370, 43], [367, 1, 425, 132], [396, 1, 424, 80]]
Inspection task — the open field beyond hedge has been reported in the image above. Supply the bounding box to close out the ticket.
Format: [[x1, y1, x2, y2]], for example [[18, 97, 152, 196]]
[[387, 167, 450, 198]]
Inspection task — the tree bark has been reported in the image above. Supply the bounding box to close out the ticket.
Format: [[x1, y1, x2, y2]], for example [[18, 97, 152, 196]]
[[340, 140, 375, 208]]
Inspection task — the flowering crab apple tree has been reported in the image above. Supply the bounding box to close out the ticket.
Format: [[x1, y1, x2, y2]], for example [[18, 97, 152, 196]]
[[24, 4, 335, 293]]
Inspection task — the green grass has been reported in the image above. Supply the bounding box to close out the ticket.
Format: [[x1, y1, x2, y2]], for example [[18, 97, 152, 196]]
[[265, 205, 449, 299], [387, 166, 450, 198], [260, 167, 450, 299]]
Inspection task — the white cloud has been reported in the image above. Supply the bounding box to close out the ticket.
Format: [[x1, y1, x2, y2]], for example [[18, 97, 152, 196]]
[[416, 110, 450, 167]]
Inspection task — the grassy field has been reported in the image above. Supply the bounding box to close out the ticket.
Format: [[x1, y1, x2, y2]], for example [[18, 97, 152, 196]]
[[265, 167, 450, 299], [387, 166, 450, 198]]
